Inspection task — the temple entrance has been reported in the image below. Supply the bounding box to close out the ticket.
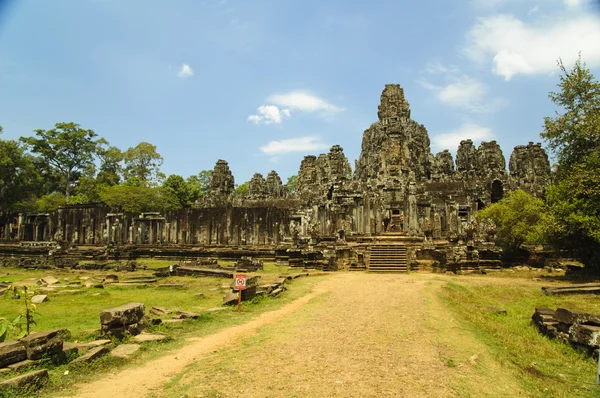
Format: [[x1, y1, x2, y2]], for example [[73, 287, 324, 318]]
[[491, 180, 504, 203], [389, 209, 404, 232]]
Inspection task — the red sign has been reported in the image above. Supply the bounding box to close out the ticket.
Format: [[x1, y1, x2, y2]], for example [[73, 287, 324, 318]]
[[234, 274, 247, 290]]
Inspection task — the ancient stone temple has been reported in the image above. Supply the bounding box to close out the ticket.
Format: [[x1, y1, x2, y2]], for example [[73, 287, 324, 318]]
[[0, 84, 552, 272]]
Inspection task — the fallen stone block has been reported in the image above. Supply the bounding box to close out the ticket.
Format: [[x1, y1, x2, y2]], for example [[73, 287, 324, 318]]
[[62, 342, 80, 357], [41, 276, 59, 285], [157, 284, 185, 289], [80, 339, 112, 349], [0, 340, 27, 368], [71, 346, 110, 365], [132, 332, 171, 343], [100, 302, 145, 327], [487, 306, 507, 315], [0, 368, 11, 375], [150, 306, 170, 316], [194, 293, 206, 299], [19, 329, 64, 360], [7, 359, 39, 372], [172, 311, 200, 320], [31, 295, 49, 304], [110, 344, 140, 358], [556, 308, 600, 326], [569, 324, 600, 348], [270, 287, 285, 297], [163, 319, 185, 324], [0, 369, 48, 393], [222, 292, 239, 306]]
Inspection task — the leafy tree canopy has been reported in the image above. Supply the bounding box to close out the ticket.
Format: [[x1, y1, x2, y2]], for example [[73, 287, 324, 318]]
[[100, 185, 181, 213], [541, 56, 600, 268], [19, 122, 102, 202], [123, 142, 164, 187], [477, 190, 551, 253]]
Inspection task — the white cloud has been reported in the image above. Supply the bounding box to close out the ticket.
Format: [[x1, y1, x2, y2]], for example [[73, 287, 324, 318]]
[[425, 61, 459, 75], [259, 136, 328, 155], [419, 76, 493, 113], [432, 123, 495, 151], [267, 91, 343, 113], [464, 14, 600, 80], [177, 64, 194, 78], [247, 105, 291, 125], [564, 0, 585, 7]]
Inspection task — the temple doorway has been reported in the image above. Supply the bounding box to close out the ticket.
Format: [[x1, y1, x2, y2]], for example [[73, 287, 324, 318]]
[[491, 180, 504, 203]]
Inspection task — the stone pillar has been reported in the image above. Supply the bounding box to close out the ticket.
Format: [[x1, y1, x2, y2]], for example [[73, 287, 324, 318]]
[[408, 182, 418, 236]]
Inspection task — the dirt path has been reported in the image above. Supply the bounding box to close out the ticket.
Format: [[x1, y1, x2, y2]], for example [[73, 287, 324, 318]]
[[69, 273, 527, 397]]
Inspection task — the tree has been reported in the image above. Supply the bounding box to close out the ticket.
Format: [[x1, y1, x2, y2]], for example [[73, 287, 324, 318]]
[[235, 182, 249, 197], [0, 139, 43, 210], [20, 122, 101, 202], [123, 142, 164, 187], [100, 185, 181, 213], [285, 175, 297, 193], [541, 56, 600, 268], [162, 174, 201, 207], [542, 55, 600, 176], [477, 190, 550, 253], [96, 144, 123, 186], [187, 170, 212, 197]]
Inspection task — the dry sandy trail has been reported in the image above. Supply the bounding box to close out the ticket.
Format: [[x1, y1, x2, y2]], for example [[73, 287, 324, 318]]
[[67, 273, 526, 398]]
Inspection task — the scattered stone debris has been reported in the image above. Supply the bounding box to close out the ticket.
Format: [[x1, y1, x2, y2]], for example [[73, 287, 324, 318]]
[[100, 302, 146, 339], [20, 329, 64, 360], [110, 344, 140, 358], [177, 267, 233, 278], [132, 332, 170, 343], [71, 346, 110, 365], [532, 307, 600, 356], [0, 340, 27, 368], [31, 294, 49, 304], [0, 369, 49, 392], [542, 284, 600, 296]]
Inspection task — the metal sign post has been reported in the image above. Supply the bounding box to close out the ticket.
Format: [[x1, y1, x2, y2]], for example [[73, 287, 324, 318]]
[[234, 274, 247, 312]]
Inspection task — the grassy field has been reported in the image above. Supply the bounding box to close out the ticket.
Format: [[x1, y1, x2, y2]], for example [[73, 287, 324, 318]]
[[438, 274, 600, 397], [0, 263, 328, 397]]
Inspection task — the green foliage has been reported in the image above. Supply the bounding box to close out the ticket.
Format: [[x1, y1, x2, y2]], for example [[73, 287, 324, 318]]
[[32, 192, 67, 212], [187, 170, 212, 197], [123, 142, 164, 187], [96, 144, 123, 186], [541, 56, 600, 268], [0, 138, 44, 210], [477, 190, 550, 252], [542, 55, 600, 176], [162, 174, 201, 207], [1, 285, 38, 340], [20, 122, 102, 201], [235, 181, 249, 197], [100, 185, 181, 212], [285, 175, 297, 193]]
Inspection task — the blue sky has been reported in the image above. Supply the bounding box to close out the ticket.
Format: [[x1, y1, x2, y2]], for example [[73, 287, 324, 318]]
[[1, 0, 599, 185]]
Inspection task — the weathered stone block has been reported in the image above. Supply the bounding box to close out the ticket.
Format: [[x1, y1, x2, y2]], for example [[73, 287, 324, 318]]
[[31, 295, 49, 304], [0, 369, 48, 393], [110, 344, 140, 358], [19, 329, 64, 360], [71, 346, 109, 365], [569, 324, 600, 348], [7, 359, 39, 372], [0, 340, 27, 368], [556, 308, 600, 326], [100, 302, 145, 327]]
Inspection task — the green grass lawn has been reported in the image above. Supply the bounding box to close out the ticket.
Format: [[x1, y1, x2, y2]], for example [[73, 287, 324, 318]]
[[0, 264, 329, 397], [439, 277, 600, 397]]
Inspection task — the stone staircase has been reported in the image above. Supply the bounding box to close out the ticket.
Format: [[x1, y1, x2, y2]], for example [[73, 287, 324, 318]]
[[367, 245, 408, 272]]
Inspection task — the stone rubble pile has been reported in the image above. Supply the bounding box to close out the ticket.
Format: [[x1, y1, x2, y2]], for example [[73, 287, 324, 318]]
[[100, 302, 146, 339], [532, 307, 600, 355]]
